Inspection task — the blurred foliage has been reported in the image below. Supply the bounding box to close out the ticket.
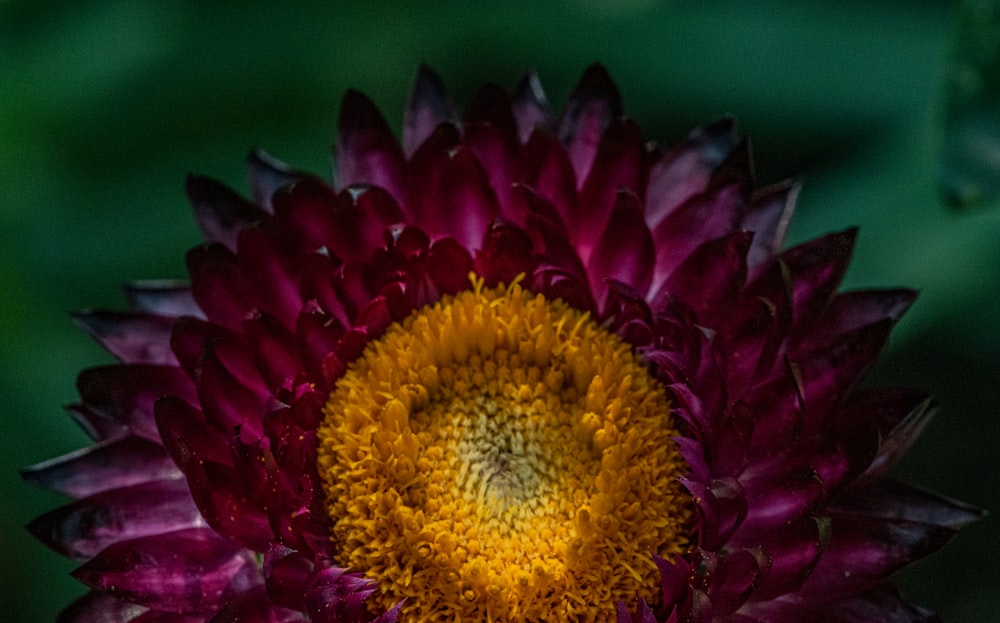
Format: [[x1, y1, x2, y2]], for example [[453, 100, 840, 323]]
[[941, 0, 1000, 208], [1, 1, 997, 622]]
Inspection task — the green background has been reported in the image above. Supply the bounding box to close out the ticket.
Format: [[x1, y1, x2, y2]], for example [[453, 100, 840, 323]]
[[2, 1, 997, 621]]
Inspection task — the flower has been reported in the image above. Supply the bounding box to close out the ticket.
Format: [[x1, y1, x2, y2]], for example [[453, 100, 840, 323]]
[[24, 64, 979, 623]]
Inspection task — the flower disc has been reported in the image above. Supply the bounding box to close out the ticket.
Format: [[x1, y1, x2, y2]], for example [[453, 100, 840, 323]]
[[317, 277, 691, 622]]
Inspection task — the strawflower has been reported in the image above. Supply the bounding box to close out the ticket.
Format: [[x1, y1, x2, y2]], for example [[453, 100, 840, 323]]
[[24, 65, 980, 623]]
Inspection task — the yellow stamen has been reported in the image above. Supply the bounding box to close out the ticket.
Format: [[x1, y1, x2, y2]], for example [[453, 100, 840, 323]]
[[317, 276, 691, 622]]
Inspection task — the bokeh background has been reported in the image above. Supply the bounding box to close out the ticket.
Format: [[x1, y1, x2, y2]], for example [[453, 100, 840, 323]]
[[2, 1, 998, 621]]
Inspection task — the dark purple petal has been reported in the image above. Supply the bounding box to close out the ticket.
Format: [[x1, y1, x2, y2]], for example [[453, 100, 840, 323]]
[[244, 310, 303, 394], [247, 147, 315, 213], [403, 64, 453, 158], [576, 118, 647, 254], [587, 190, 655, 306], [650, 183, 746, 292], [156, 395, 234, 468], [73, 311, 178, 365], [28, 479, 200, 559], [742, 181, 797, 268], [778, 229, 858, 334], [475, 219, 537, 287], [21, 436, 180, 499], [463, 82, 522, 218], [658, 231, 752, 326], [56, 591, 147, 623], [72, 528, 260, 615], [123, 281, 202, 318], [749, 516, 830, 600], [65, 404, 129, 443], [831, 478, 983, 531], [187, 175, 268, 251], [796, 289, 917, 357], [512, 70, 552, 143], [336, 90, 407, 205], [209, 587, 303, 623], [864, 391, 937, 476], [187, 244, 259, 331], [746, 585, 941, 623], [237, 226, 303, 329], [77, 365, 195, 442], [645, 118, 736, 229], [557, 63, 622, 184], [522, 129, 581, 231], [158, 422, 272, 551]]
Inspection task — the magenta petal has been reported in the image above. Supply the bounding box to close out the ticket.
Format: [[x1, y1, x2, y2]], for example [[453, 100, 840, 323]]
[[616, 598, 657, 623], [237, 226, 303, 329], [831, 478, 983, 531], [645, 118, 736, 229], [557, 63, 622, 185], [650, 183, 746, 291], [512, 70, 552, 143], [749, 516, 829, 599], [797, 289, 917, 357], [522, 129, 581, 231], [123, 281, 202, 318], [247, 147, 314, 213], [463, 83, 522, 219], [167, 446, 273, 552], [742, 181, 797, 268], [132, 611, 206, 622], [802, 511, 969, 601], [156, 395, 234, 468], [187, 175, 268, 251], [72, 528, 260, 615], [244, 311, 303, 394], [72, 311, 178, 365], [21, 436, 180, 499], [187, 244, 258, 331], [305, 568, 379, 623], [77, 365, 195, 442], [586, 190, 655, 306], [865, 392, 937, 476], [412, 145, 501, 249], [56, 590, 148, 623], [336, 90, 407, 205], [28, 479, 200, 559], [778, 229, 858, 333], [747, 585, 940, 623], [403, 64, 453, 158], [475, 219, 537, 287], [658, 231, 752, 326], [209, 586, 302, 623], [577, 119, 647, 252]]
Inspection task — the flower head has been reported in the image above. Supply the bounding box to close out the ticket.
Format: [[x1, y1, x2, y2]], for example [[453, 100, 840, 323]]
[[25, 65, 979, 622]]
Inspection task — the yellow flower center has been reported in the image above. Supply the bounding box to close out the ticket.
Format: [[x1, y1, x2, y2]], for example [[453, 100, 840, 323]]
[[317, 276, 691, 622]]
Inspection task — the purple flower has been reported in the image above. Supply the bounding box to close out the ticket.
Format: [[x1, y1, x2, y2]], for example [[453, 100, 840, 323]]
[[24, 65, 980, 623]]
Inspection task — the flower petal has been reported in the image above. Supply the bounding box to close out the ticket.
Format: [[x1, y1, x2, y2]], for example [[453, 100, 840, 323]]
[[28, 479, 200, 559], [587, 190, 654, 307], [56, 591, 148, 623], [72, 311, 178, 365], [123, 281, 202, 318], [403, 64, 453, 158], [512, 70, 552, 143], [247, 147, 314, 213], [336, 90, 407, 205], [557, 63, 622, 185], [21, 436, 180, 499], [72, 528, 260, 615], [645, 118, 736, 229], [187, 175, 268, 251]]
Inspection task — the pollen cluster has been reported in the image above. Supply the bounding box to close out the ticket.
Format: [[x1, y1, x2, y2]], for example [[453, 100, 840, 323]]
[[317, 277, 691, 622]]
